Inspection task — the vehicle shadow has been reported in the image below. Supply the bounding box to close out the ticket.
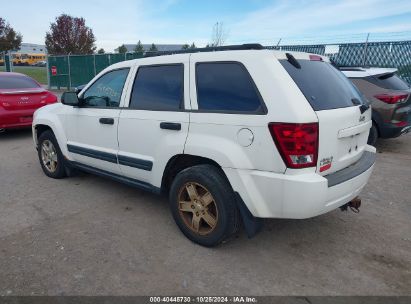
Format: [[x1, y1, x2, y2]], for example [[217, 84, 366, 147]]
[[0, 128, 33, 141], [374, 133, 411, 155]]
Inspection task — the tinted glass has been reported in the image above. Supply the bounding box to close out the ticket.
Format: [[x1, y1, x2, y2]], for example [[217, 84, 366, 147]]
[[196, 62, 264, 113], [82, 68, 129, 107], [0, 75, 40, 89], [366, 73, 410, 90], [280, 60, 365, 111], [129, 65, 183, 111]]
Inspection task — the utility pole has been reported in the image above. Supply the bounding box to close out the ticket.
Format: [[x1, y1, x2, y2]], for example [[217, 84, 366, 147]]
[[276, 38, 282, 48], [4, 51, 13, 72], [362, 33, 370, 67]]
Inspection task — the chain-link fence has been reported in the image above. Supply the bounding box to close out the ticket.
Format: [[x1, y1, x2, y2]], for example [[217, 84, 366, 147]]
[[268, 41, 411, 84], [48, 40, 411, 89]]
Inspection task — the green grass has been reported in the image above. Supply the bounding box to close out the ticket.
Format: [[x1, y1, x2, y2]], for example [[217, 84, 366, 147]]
[[0, 66, 47, 84]]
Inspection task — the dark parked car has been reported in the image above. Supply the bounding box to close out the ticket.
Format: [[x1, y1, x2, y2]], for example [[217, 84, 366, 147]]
[[341, 68, 411, 145]]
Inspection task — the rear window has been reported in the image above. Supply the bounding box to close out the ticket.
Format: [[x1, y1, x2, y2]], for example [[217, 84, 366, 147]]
[[0, 75, 40, 89], [280, 59, 364, 111], [366, 73, 410, 90]]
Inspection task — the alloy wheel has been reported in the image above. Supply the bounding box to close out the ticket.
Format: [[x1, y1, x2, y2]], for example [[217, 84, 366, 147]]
[[178, 182, 219, 235], [41, 140, 58, 173]]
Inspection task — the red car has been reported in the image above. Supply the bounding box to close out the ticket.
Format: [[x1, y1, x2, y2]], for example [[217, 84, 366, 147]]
[[0, 72, 57, 131]]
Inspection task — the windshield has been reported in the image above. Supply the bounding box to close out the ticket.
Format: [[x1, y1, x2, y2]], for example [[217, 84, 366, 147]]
[[280, 59, 366, 111]]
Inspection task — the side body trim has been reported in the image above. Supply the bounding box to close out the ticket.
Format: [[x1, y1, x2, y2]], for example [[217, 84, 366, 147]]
[[69, 161, 161, 194], [67, 144, 153, 171]]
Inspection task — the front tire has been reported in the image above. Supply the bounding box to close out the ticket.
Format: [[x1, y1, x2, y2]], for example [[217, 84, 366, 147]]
[[169, 164, 240, 247], [367, 122, 378, 146], [37, 130, 67, 179]]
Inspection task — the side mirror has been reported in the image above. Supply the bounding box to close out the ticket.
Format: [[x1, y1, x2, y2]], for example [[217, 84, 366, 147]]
[[61, 92, 81, 106]]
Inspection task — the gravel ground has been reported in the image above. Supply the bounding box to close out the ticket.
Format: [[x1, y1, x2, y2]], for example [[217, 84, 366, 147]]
[[0, 129, 410, 296]]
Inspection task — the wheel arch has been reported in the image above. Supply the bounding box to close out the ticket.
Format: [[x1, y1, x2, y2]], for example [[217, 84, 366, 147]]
[[33, 118, 69, 157], [161, 154, 231, 195]]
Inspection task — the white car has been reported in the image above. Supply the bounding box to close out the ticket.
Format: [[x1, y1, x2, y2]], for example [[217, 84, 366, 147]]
[[32, 44, 376, 246]]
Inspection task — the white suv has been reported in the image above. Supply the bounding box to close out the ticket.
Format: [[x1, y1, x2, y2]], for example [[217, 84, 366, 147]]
[[33, 45, 376, 246]]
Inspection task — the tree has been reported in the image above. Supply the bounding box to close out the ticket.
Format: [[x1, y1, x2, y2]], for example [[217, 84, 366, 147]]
[[117, 44, 127, 53], [148, 43, 158, 52], [190, 42, 196, 49], [134, 40, 144, 55], [181, 44, 190, 50], [210, 22, 228, 47], [97, 48, 105, 54], [0, 17, 22, 52], [45, 14, 96, 55]]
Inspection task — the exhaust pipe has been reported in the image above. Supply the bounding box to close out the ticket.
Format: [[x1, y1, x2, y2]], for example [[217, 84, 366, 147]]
[[340, 196, 361, 213], [0, 128, 5, 133]]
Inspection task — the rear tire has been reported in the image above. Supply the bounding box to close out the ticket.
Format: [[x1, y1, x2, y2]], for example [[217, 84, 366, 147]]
[[37, 130, 67, 179], [169, 164, 240, 247], [367, 122, 378, 146]]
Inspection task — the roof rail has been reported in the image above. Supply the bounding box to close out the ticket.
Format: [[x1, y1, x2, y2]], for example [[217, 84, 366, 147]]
[[144, 43, 264, 57]]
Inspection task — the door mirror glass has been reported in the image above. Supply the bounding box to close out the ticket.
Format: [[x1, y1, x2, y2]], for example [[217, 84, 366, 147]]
[[61, 91, 81, 106]]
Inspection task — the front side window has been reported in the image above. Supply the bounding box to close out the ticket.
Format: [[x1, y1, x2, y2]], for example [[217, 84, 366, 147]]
[[196, 62, 264, 113], [82, 68, 130, 107], [129, 64, 184, 111]]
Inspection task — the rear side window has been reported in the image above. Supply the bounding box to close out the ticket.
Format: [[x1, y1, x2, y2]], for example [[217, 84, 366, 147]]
[[196, 62, 265, 113], [129, 64, 183, 111], [280, 60, 364, 111], [0, 75, 40, 89], [366, 73, 410, 90]]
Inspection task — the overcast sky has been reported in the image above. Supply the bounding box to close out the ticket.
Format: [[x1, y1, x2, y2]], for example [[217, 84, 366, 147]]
[[2, 0, 411, 52]]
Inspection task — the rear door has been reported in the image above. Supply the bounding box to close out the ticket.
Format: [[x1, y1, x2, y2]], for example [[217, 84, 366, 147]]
[[117, 55, 190, 188], [280, 57, 372, 175]]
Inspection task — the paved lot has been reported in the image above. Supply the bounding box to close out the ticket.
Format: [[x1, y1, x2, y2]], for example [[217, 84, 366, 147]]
[[0, 129, 410, 296]]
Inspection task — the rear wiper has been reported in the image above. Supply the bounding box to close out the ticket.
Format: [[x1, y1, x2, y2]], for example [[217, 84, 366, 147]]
[[352, 98, 369, 114], [351, 98, 361, 105], [286, 53, 301, 69]]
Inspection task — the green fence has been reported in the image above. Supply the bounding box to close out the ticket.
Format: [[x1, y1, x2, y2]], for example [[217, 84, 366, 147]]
[[48, 40, 411, 89], [48, 53, 143, 89]]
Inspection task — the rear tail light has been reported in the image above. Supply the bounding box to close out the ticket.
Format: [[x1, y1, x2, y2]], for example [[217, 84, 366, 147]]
[[374, 93, 409, 104], [393, 121, 409, 127], [44, 92, 57, 104], [269, 123, 319, 169]]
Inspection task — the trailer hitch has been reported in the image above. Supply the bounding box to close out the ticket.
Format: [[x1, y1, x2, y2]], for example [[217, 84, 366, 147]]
[[340, 196, 361, 213]]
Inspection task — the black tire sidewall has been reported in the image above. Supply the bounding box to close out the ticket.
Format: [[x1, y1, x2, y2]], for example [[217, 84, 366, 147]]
[[37, 130, 66, 179], [169, 165, 238, 247]]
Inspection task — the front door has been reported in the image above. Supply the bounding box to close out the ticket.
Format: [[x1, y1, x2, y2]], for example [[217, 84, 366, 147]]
[[64, 68, 132, 173]]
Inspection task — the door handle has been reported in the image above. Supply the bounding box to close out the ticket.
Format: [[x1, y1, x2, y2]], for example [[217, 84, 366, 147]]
[[99, 117, 114, 125], [160, 122, 181, 131]]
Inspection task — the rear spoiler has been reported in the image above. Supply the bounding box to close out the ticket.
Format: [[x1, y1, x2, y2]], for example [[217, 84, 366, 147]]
[[0, 88, 46, 95]]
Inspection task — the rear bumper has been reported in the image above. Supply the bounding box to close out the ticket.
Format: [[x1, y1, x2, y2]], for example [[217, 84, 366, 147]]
[[224, 145, 376, 219], [379, 121, 411, 138], [0, 108, 35, 129]]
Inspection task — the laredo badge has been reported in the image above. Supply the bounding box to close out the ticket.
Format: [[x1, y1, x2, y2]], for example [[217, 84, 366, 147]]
[[319, 156, 333, 172]]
